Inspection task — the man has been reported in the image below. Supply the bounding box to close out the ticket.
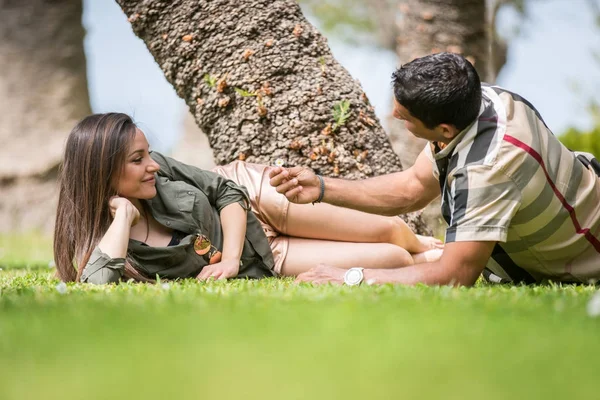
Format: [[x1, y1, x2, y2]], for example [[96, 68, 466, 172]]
[[269, 52, 600, 287]]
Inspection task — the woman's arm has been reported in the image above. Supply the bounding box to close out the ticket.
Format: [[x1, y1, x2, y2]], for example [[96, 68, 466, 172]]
[[151, 151, 250, 212], [81, 197, 139, 284], [219, 202, 247, 262], [97, 199, 139, 258], [197, 202, 247, 280]]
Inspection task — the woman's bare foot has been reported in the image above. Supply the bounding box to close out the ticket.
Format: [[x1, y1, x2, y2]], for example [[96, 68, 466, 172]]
[[412, 248, 444, 264], [414, 235, 444, 253]]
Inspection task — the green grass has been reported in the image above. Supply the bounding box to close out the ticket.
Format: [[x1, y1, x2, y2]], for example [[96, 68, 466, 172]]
[[0, 232, 53, 269], [1, 237, 599, 400]]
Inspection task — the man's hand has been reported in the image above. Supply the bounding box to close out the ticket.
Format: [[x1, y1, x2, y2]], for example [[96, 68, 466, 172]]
[[295, 264, 346, 285], [268, 166, 321, 204], [196, 258, 240, 281], [108, 196, 140, 226], [296, 241, 495, 287]]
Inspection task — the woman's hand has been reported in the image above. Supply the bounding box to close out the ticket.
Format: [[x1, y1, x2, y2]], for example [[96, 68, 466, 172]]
[[268, 166, 321, 204], [108, 196, 140, 226], [196, 258, 240, 281]]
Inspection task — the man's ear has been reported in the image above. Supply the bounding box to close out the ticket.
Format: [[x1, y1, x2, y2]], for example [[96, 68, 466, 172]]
[[438, 124, 459, 140]]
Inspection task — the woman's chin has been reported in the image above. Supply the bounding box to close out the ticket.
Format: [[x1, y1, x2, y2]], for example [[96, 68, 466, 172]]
[[139, 188, 157, 199]]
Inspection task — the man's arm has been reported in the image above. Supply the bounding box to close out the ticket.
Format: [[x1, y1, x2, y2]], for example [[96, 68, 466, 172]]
[[270, 147, 440, 216], [295, 241, 496, 287]]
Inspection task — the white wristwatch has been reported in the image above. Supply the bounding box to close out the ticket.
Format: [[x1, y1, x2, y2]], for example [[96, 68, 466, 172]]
[[344, 267, 364, 286]]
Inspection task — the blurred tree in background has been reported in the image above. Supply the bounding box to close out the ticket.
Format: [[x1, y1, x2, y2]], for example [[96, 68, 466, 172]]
[[560, 124, 600, 158], [0, 0, 91, 233], [558, 100, 600, 158]]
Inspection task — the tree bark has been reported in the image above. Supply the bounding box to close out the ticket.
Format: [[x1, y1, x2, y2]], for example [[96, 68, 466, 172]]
[[0, 0, 91, 233], [116, 0, 431, 234]]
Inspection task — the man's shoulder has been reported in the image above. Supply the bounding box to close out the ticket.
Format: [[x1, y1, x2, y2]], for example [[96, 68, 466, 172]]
[[482, 85, 547, 128], [458, 85, 549, 169], [481, 84, 523, 103]]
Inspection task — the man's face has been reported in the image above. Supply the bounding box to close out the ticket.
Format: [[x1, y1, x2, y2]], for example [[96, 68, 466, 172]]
[[392, 99, 445, 142]]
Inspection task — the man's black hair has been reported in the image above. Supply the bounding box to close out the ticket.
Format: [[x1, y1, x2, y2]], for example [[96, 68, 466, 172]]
[[392, 52, 482, 132]]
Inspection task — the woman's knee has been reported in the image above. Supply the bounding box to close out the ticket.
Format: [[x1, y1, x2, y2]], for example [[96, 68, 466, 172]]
[[391, 246, 414, 267], [373, 244, 414, 268], [377, 217, 405, 244]]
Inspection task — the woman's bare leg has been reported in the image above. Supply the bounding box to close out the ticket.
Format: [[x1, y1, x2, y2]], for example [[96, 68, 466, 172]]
[[280, 202, 442, 253], [280, 237, 420, 277]]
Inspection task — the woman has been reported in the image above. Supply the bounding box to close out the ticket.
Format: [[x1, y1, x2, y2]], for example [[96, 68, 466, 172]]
[[54, 113, 442, 284]]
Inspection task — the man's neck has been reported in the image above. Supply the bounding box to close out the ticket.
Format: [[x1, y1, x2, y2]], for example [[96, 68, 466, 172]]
[[433, 141, 448, 153]]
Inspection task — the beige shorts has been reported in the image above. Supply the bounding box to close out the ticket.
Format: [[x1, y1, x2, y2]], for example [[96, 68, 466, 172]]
[[211, 161, 290, 274]]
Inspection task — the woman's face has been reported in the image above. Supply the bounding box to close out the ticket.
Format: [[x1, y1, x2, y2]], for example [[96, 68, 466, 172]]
[[115, 129, 160, 200]]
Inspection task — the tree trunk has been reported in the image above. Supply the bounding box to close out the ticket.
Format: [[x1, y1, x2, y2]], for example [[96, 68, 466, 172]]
[[488, 0, 509, 83], [391, 0, 488, 169], [116, 0, 431, 234], [0, 0, 91, 233]]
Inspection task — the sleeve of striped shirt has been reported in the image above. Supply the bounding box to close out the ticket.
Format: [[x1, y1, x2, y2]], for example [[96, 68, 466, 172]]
[[424, 143, 440, 180], [445, 164, 522, 243]]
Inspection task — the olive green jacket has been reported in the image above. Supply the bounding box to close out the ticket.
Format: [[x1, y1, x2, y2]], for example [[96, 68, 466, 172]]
[[80, 152, 275, 284]]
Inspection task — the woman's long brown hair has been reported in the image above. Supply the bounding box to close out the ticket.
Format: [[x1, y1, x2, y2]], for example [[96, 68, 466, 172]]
[[54, 113, 151, 282]]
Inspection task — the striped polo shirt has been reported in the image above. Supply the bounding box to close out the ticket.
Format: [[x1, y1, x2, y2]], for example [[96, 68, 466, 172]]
[[426, 85, 600, 283]]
